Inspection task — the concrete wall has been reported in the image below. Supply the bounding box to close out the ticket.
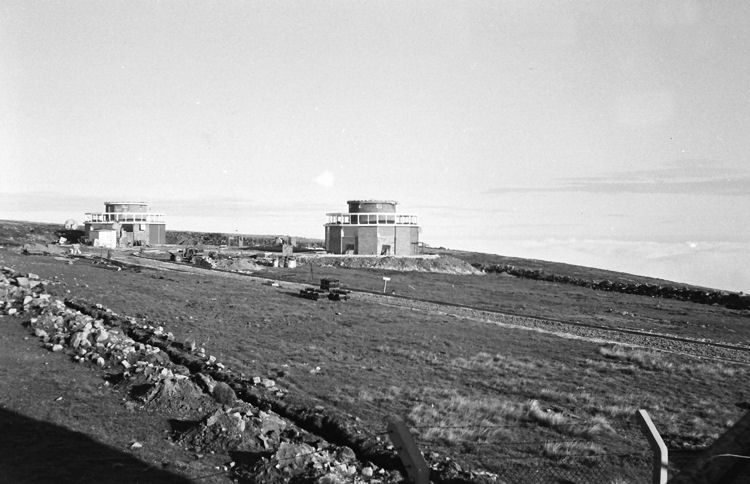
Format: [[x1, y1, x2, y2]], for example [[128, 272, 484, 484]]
[[356, 226, 378, 255], [148, 224, 166, 244], [326, 224, 418, 255], [377, 226, 395, 255], [325, 226, 342, 254], [395, 226, 419, 255]]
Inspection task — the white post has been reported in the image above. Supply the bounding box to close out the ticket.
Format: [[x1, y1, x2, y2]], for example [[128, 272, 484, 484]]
[[636, 409, 668, 484], [382, 276, 390, 293]]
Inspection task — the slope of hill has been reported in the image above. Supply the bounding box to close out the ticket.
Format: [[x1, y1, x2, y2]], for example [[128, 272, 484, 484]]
[[1, 219, 749, 482], [428, 248, 750, 311]]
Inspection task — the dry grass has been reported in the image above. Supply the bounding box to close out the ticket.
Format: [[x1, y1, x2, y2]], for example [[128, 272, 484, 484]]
[[542, 440, 603, 458], [523, 400, 614, 437], [599, 344, 673, 370], [357, 385, 402, 403], [450, 351, 541, 373], [374, 344, 442, 365], [406, 389, 615, 450], [407, 390, 518, 444], [598, 344, 746, 378], [539, 387, 595, 406]]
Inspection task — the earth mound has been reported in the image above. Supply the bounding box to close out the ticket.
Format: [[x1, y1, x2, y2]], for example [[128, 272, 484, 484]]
[[300, 254, 482, 275]]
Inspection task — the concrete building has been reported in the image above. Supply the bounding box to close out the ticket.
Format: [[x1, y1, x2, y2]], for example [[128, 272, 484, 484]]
[[84, 202, 166, 247], [325, 200, 419, 255]]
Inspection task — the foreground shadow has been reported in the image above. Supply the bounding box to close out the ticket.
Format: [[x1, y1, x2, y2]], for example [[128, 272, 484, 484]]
[[0, 406, 192, 483]]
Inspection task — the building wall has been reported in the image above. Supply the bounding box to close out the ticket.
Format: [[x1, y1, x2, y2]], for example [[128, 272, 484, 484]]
[[341, 226, 356, 253], [326, 224, 419, 255], [148, 224, 166, 244], [85, 222, 165, 246], [352, 226, 375, 255], [395, 226, 419, 255], [347, 201, 397, 213], [377, 226, 395, 255], [325, 226, 341, 253], [90, 230, 117, 248], [105, 203, 148, 213]]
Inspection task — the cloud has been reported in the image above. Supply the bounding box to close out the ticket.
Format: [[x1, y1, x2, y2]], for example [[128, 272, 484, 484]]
[[550, 176, 750, 195], [314, 171, 335, 188], [485, 162, 750, 196]]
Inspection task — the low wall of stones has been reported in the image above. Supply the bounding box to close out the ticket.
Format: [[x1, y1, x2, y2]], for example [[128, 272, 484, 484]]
[[474, 264, 750, 311]]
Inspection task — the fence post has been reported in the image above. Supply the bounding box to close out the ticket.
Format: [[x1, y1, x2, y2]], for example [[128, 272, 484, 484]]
[[386, 417, 429, 484], [636, 409, 668, 484]]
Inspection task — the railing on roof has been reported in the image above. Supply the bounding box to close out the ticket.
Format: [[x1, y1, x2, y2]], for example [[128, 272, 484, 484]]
[[85, 212, 165, 223], [325, 212, 418, 226]]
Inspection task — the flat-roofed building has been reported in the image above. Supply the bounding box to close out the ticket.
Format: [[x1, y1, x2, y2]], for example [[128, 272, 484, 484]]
[[84, 201, 166, 247], [324, 200, 419, 255]]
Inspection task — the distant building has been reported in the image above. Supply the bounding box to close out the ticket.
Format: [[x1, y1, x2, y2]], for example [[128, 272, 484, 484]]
[[84, 201, 166, 247], [324, 200, 419, 255]]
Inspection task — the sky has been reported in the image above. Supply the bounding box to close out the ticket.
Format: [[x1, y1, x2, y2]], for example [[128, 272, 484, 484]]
[[1, 1, 748, 292]]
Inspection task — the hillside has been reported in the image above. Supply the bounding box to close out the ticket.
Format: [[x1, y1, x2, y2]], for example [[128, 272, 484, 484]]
[[1, 218, 749, 482]]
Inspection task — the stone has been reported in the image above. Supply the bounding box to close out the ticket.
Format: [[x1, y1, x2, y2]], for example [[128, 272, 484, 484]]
[[336, 446, 356, 461], [34, 328, 49, 340], [27, 273, 40, 280], [95, 329, 109, 343], [7, 308, 18, 315], [51, 344, 64, 352], [212, 382, 236, 405], [195, 373, 216, 393], [361, 467, 373, 477], [70, 331, 88, 349], [15, 277, 30, 287], [261, 378, 275, 388]]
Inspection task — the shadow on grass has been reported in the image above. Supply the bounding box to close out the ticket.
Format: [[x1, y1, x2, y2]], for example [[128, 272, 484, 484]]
[[0, 406, 192, 483]]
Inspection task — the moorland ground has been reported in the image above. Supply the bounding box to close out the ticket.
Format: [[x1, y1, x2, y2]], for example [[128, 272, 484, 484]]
[[1, 220, 749, 482], [2, 243, 749, 482]]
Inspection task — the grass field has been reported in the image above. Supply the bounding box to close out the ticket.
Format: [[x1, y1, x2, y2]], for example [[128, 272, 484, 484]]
[[2, 248, 747, 481], [1, 219, 748, 481]]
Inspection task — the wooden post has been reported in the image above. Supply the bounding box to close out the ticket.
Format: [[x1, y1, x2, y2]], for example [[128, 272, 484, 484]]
[[636, 409, 668, 484], [386, 418, 429, 484]]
